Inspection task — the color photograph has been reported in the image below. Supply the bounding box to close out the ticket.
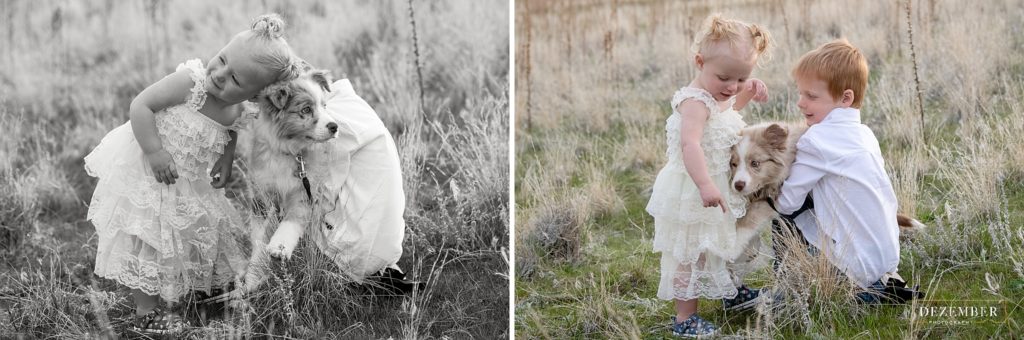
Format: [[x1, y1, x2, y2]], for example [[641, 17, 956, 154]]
[[515, 0, 1023, 338]]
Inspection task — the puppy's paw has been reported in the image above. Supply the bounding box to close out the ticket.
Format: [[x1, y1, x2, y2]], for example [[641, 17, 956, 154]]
[[267, 241, 295, 260], [266, 222, 303, 260]]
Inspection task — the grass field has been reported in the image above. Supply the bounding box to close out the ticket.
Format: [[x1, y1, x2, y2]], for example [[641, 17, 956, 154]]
[[515, 0, 1024, 338], [0, 0, 509, 338]]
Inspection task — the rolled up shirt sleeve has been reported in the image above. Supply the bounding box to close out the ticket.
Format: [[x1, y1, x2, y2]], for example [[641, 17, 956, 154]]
[[777, 137, 827, 215]]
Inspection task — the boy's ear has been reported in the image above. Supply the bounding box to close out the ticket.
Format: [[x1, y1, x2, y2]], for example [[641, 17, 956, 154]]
[[310, 69, 332, 93], [695, 54, 704, 70], [841, 89, 855, 107]]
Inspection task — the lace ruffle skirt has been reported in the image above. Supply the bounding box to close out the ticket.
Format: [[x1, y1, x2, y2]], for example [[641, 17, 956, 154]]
[[646, 165, 740, 300], [85, 123, 245, 302]]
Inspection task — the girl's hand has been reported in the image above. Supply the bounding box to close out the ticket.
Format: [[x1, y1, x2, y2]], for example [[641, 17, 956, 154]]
[[732, 78, 768, 111], [699, 184, 728, 214], [146, 149, 179, 185], [210, 152, 234, 189], [746, 78, 768, 103]]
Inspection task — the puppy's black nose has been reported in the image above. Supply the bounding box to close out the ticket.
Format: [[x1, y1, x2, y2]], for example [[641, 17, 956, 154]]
[[734, 181, 745, 191], [327, 122, 338, 134]]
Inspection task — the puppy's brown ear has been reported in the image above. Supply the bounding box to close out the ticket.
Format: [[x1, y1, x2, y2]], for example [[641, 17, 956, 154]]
[[262, 82, 291, 110], [765, 124, 788, 151], [310, 69, 332, 93]]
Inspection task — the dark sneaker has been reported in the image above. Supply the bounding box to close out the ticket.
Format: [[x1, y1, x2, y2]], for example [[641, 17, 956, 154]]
[[671, 314, 719, 338], [365, 267, 425, 295], [855, 280, 887, 304], [722, 285, 761, 311]]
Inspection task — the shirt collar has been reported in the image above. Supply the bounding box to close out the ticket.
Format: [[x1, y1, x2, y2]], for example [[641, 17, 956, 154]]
[[822, 107, 861, 124]]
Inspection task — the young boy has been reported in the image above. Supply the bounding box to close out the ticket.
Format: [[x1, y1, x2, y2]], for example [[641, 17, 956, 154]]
[[775, 39, 901, 300]]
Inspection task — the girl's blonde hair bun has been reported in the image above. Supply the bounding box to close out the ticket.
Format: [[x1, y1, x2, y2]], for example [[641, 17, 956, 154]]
[[693, 14, 773, 64], [250, 13, 285, 40]]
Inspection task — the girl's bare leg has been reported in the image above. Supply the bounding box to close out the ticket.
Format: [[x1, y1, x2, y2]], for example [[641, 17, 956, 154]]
[[675, 298, 697, 321], [131, 289, 158, 316], [673, 253, 705, 321]]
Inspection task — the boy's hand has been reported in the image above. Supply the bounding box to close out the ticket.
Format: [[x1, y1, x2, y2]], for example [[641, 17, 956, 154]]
[[146, 149, 179, 185], [746, 78, 768, 103], [210, 152, 234, 188], [698, 184, 728, 214]]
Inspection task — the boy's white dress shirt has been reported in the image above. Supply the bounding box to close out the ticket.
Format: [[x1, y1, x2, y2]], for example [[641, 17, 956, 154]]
[[776, 107, 900, 288], [314, 79, 406, 279]]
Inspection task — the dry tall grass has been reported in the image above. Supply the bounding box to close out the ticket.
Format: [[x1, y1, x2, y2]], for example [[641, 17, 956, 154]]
[[516, 0, 1024, 337], [0, 0, 509, 338]]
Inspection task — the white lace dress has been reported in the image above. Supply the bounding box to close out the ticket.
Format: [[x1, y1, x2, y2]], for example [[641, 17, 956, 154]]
[[646, 87, 748, 300], [85, 59, 247, 303]]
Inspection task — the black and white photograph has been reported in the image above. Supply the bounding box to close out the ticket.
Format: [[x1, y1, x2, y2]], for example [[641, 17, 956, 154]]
[[0, 0, 509, 338]]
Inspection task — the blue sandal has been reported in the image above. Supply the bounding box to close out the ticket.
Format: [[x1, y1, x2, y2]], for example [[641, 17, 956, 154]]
[[722, 284, 761, 311], [671, 314, 718, 338]]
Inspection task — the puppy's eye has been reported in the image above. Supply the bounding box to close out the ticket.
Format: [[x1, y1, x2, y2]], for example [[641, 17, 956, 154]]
[[751, 160, 760, 168], [730, 162, 737, 168], [301, 107, 312, 115]]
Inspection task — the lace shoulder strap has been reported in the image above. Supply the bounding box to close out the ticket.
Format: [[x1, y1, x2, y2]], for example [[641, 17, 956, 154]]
[[670, 87, 718, 118], [175, 59, 208, 111]]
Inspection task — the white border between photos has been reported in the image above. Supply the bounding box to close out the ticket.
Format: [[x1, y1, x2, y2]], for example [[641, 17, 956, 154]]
[[507, 0, 516, 338]]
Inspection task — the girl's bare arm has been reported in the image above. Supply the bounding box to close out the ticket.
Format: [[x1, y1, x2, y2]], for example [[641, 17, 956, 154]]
[[733, 78, 768, 111], [129, 69, 194, 154], [678, 100, 727, 213], [129, 69, 194, 183]]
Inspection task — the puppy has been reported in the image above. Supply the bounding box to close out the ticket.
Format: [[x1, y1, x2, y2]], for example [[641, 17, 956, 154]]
[[726, 122, 927, 266], [241, 68, 337, 292], [234, 72, 415, 295], [730, 123, 808, 256], [718, 123, 808, 282]]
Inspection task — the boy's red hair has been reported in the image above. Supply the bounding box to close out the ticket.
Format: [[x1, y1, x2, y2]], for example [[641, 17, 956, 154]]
[[792, 39, 869, 108]]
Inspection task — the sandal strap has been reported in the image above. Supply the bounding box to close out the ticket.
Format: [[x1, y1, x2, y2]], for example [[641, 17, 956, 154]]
[[132, 310, 159, 329], [130, 309, 188, 333], [672, 314, 718, 336], [154, 312, 188, 330]]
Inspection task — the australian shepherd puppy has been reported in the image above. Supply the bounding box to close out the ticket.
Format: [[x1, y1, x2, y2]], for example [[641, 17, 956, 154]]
[[240, 68, 336, 292], [726, 122, 927, 268]]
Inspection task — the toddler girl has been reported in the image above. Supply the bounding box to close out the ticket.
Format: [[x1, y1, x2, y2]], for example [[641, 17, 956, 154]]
[[645, 14, 772, 337], [84, 14, 301, 334]]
